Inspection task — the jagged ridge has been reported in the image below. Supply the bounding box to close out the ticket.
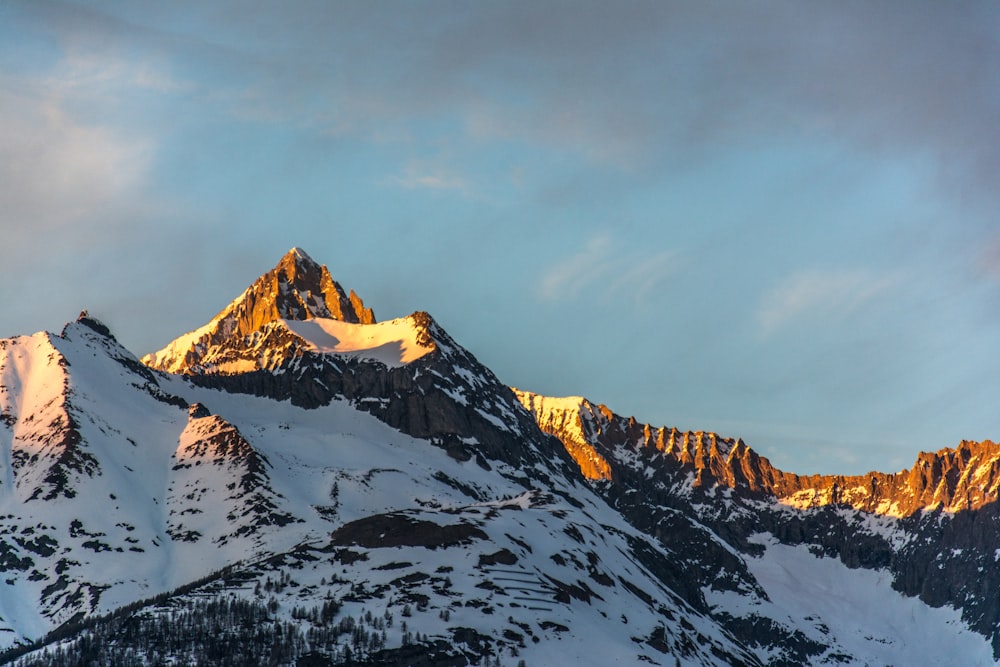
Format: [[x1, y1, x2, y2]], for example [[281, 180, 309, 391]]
[[515, 390, 1000, 517]]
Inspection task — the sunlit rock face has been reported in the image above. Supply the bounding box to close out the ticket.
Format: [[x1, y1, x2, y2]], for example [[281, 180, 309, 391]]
[[513, 391, 612, 481], [519, 392, 1000, 518], [142, 248, 375, 374]]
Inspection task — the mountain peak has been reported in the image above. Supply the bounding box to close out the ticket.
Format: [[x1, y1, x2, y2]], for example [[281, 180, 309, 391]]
[[286, 246, 313, 262], [264, 248, 374, 324], [72, 309, 113, 338], [276, 246, 320, 277], [143, 249, 375, 373]]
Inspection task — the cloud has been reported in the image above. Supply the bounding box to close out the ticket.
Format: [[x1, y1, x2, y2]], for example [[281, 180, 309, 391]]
[[539, 234, 676, 305], [0, 43, 208, 257], [37, 48, 192, 97], [757, 268, 902, 336], [0, 73, 152, 237], [539, 235, 612, 300], [977, 234, 1000, 280], [17, 2, 1000, 220], [605, 249, 677, 305], [392, 160, 468, 193], [0, 49, 198, 313]]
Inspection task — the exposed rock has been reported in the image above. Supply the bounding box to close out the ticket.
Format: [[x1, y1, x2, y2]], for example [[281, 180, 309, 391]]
[[142, 248, 375, 373], [169, 411, 299, 544], [477, 549, 517, 567], [518, 391, 1000, 517], [181, 316, 578, 475], [328, 513, 487, 549], [512, 391, 611, 480], [73, 311, 111, 338], [187, 403, 210, 419]]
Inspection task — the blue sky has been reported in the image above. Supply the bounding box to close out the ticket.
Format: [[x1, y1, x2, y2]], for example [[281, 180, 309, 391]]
[[2, 1, 999, 475]]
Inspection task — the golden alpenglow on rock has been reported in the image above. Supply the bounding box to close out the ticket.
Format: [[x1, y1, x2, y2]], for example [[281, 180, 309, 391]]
[[520, 392, 1000, 519], [142, 248, 375, 373]]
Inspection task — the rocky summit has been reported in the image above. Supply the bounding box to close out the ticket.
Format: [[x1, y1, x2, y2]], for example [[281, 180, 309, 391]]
[[0, 249, 998, 666], [142, 248, 374, 374]]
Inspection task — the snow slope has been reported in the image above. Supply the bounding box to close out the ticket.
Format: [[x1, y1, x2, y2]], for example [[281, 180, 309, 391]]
[[281, 317, 434, 366], [0, 319, 761, 665], [706, 535, 996, 666]]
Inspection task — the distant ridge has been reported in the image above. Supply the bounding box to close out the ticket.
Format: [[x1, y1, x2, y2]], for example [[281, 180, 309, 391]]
[[516, 389, 1000, 517]]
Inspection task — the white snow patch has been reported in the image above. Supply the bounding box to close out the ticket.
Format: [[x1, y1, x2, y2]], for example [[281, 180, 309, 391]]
[[281, 317, 433, 367], [141, 320, 215, 373], [708, 535, 998, 666]]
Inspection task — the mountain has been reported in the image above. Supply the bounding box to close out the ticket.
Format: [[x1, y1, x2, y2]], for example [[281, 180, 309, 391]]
[[142, 247, 374, 374], [514, 390, 1000, 659], [0, 249, 998, 666]]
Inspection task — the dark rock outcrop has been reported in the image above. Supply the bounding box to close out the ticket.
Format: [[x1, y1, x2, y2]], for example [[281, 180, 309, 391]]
[[328, 513, 487, 549]]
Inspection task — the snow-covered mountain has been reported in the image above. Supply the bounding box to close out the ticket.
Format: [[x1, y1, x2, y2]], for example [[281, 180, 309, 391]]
[[0, 249, 998, 666]]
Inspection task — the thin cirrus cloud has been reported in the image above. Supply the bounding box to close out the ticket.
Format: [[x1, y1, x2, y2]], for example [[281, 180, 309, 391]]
[[42, 49, 192, 97], [0, 73, 151, 237], [392, 160, 469, 194], [539, 235, 676, 306], [756, 268, 902, 337]]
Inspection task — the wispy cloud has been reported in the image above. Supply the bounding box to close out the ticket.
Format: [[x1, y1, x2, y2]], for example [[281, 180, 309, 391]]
[[43, 51, 192, 96], [757, 268, 902, 336], [539, 234, 676, 306], [392, 160, 468, 193], [539, 235, 611, 300], [0, 74, 152, 236], [977, 233, 1000, 281]]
